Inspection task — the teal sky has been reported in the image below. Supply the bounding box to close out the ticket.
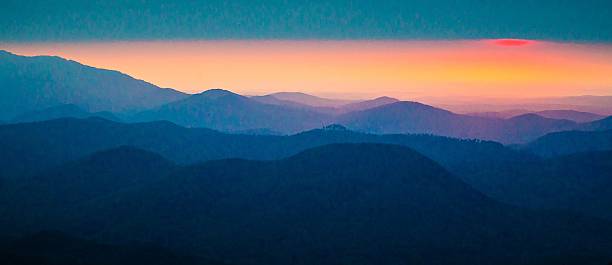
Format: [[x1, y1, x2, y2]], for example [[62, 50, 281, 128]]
[[2, 0, 612, 42]]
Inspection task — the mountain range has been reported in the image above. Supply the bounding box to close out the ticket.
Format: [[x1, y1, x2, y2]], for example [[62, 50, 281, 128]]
[[262, 92, 355, 107], [125, 93, 612, 143], [2, 50, 611, 143], [2, 49, 612, 265], [2, 144, 611, 265], [0, 117, 523, 180], [250, 94, 399, 115], [2, 117, 612, 221], [468, 109, 606, 123], [437, 96, 612, 116], [336, 102, 590, 143], [132, 89, 331, 133]]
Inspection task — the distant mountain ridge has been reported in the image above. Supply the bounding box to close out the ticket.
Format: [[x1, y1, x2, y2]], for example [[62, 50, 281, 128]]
[[466, 109, 531, 119], [250, 94, 329, 111], [439, 95, 612, 116], [2, 50, 611, 143], [532, 109, 605, 123], [0, 117, 529, 181], [10, 104, 121, 123], [0, 50, 186, 119], [133, 89, 332, 133], [250, 94, 399, 115], [266, 92, 354, 107], [339, 96, 399, 112], [337, 101, 580, 143], [468, 109, 605, 123]]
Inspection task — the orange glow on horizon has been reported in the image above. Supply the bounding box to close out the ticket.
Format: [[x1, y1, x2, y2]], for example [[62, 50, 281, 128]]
[[1, 40, 612, 100], [490, 39, 536, 47]]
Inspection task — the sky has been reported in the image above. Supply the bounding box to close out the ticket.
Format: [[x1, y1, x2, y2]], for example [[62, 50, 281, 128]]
[[3, 40, 612, 99], [3, 0, 612, 42], [2, 0, 612, 99]]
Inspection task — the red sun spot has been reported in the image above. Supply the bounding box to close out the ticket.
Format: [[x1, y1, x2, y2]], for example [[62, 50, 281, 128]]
[[491, 39, 535, 47]]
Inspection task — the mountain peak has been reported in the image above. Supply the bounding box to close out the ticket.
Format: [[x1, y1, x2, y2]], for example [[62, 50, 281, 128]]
[[322, 124, 348, 131], [394, 100, 432, 107], [286, 143, 454, 184], [0, 49, 15, 56], [196, 88, 239, 98], [185, 89, 246, 104], [384, 101, 451, 114], [373, 96, 399, 101], [269, 92, 353, 107], [271, 92, 310, 97], [0, 52, 187, 119], [340, 96, 400, 112]]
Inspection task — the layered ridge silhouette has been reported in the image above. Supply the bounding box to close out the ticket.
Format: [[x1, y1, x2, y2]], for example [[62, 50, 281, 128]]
[[2, 50, 611, 144], [2, 144, 611, 265], [2, 50, 612, 265]]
